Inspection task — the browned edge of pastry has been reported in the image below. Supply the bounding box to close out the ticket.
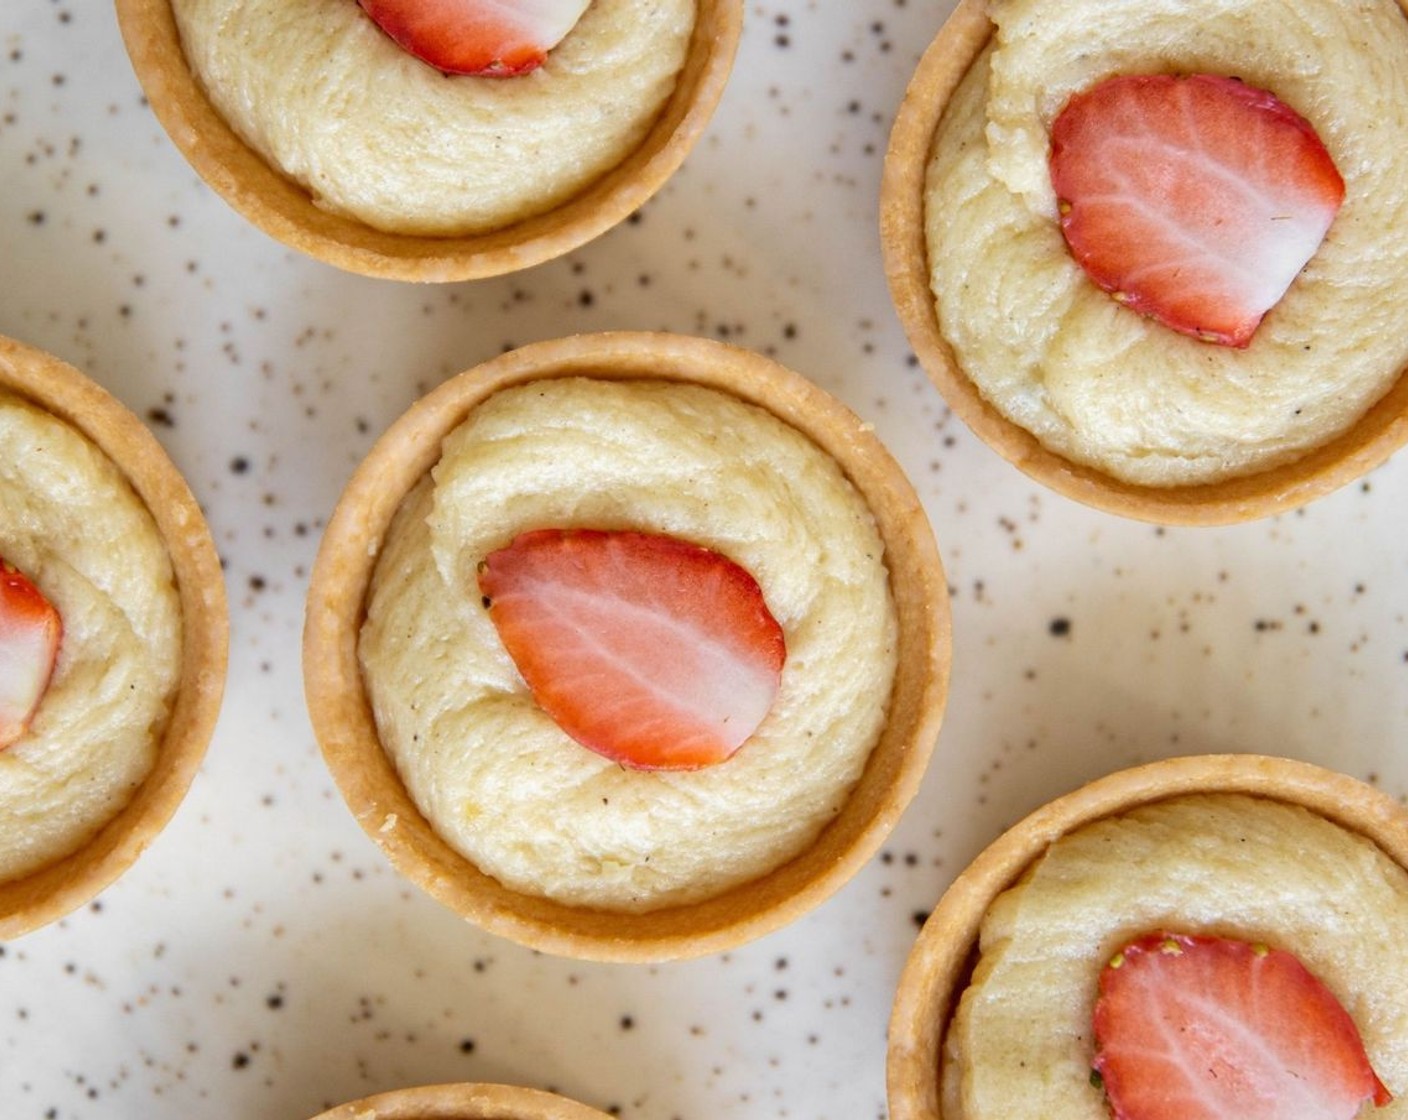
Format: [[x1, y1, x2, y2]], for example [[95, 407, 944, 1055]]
[[884, 753, 1408, 1120], [113, 0, 743, 282], [302, 331, 952, 962], [879, 0, 1408, 526], [309, 1082, 614, 1120], [0, 334, 229, 938]]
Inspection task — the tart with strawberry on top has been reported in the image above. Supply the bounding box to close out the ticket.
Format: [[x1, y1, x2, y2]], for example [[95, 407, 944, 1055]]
[[883, 0, 1408, 522], [0, 336, 226, 937], [115, 0, 740, 279], [304, 333, 951, 961], [886, 756, 1408, 1120]]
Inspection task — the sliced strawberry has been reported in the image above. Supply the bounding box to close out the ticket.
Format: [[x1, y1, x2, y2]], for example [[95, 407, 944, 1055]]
[[1093, 931, 1391, 1120], [357, 0, 591, 76], [1049, 73, 1345, 348], [477, 529, 786, 771], [0, 559, 62, 751]]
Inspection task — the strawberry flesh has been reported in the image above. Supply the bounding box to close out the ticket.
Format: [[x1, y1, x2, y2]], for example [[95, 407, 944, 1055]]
[[1093, 931, 1391, 1120], [358, 0, 592, 76], [1049, 74, 1345, 348], [0, 559, 62, 750], [478, 529, 786, 771]]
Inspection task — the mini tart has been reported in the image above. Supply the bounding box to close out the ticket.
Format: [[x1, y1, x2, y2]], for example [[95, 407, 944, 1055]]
[[885, 754, 1408, 1120], [881, 0, 1408, 525], [303, 331, 951, 962], [114, 0, 741, 281], [0, 335, 227, 938], [308, 1083, 613, 1120]]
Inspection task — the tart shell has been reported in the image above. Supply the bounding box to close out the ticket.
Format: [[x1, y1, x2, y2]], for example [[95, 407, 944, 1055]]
[[303, 331, 951, 962], [885, 753, 1408, 1120], [114, 0, 742, 281], [0, 334, 228, 938], [307, 1082, 614, 1120], [880, 0, 1408, 525]]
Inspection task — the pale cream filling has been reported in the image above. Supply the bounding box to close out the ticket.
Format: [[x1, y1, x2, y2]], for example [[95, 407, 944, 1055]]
[[172, 0, 696, 235], [359, 378, 899, 912]]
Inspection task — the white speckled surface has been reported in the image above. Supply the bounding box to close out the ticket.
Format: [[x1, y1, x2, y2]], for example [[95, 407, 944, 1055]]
[[2, 3, 1407, 1118]]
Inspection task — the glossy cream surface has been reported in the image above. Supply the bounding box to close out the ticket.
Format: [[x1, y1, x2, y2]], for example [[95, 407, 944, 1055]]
[[0, 391, 181, 883], [925, 0, 1408, 485], [171, 0, 695, 235], [359, 378, 898, 913]]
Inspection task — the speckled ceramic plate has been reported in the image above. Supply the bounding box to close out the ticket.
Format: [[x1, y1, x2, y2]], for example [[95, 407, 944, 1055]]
[[112, 0, 742, 281], [303, 331, 951, 962], [880, 0, 1408, 526], [10, 3, 1408, 1114], [886, 753, 1408, 1120], [308, 1082, 613, 1120], [0, 334, 228, 938]]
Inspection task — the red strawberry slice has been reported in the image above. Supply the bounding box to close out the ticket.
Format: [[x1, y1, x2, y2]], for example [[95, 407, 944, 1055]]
[[477, 529, 786, 771], [1093, 932, 1391, 1120], [1049, 73, 1345, 348], [358, 0, 591, 76], [0, 559, 62, 750]]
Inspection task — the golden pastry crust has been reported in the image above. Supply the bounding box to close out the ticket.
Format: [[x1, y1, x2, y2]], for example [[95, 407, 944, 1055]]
[[886, 755, 1408, 1120], [0, 335, 228, 938], [304, 332, 951, 961], [307, 1082, 614, 1120], [115, 0, 741, 280], [881, 0, 1408, 524]]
